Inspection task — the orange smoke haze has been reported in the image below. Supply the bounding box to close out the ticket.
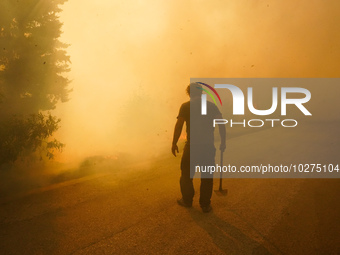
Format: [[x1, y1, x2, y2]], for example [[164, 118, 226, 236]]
[[54, 0, 340, 164]]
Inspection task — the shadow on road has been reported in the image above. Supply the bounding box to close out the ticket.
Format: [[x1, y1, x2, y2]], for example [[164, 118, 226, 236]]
[[189, 208, 274, 255]]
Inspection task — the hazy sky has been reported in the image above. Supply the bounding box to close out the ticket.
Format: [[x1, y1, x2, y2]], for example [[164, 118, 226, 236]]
[[55, 0, 340, 163]]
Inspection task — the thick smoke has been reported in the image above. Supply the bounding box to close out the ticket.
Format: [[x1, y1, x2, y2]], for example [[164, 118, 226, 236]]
[[54, 0, 339, 165]]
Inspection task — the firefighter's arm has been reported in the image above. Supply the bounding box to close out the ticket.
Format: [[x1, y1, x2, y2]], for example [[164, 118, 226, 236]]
[[171, 117, 185, 157]]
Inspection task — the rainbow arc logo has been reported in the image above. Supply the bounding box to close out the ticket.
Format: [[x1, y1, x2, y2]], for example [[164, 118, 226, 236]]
[[196, 82, 222, 106]]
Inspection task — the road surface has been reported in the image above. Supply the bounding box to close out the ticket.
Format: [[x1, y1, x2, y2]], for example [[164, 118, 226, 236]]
[[0, 124, 339, 254]]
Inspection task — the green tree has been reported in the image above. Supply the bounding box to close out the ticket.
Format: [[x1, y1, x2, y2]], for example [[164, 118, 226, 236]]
[[0, 0, 70, 166]]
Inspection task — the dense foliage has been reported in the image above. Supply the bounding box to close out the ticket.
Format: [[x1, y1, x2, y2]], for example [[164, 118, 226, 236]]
[[0, 0, 70, 165]]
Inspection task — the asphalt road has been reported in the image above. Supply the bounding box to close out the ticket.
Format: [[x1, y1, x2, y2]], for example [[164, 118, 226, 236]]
[[0, 124, 339, 254]]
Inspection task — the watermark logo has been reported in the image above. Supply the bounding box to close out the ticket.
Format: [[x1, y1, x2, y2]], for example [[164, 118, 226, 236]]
[[196, 82, 222, 115], [201, 84, 311, 116], [198, 82, 312, 128], [190, 78, 340, 179], [196, 82, 223, 106]]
